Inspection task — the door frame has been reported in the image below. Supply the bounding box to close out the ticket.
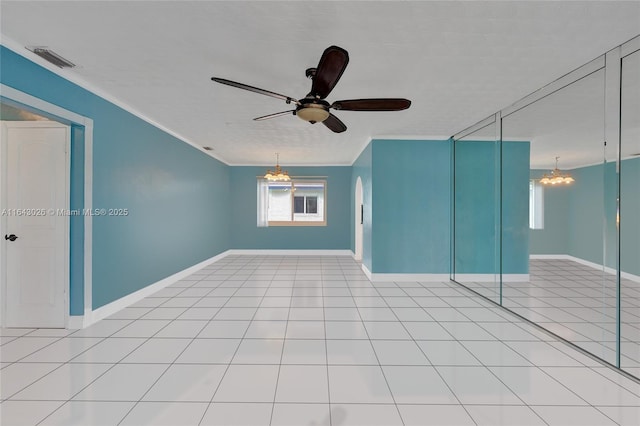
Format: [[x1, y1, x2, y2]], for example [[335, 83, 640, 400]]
[[1, 121, 70, 327], [354, 176, 363, 261], [0, 84, 94, 328]]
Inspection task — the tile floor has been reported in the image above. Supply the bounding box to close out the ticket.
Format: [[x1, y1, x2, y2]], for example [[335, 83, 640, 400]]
[[462, 259, 640, 375], [1, 255, 640, 425]]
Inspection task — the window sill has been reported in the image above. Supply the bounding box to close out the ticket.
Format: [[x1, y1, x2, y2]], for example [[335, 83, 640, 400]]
[[267, 221, 327, 227]]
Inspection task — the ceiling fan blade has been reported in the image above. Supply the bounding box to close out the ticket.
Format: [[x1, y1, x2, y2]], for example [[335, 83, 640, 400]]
[[253, 110, 296, 121], [310, 46, 349, 99], [322, 113, 347, 133], [331, 98, 411, 111], [212, 77, 298, 104]]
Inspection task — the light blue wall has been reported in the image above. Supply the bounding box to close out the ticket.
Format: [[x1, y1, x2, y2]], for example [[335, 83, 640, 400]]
[[69, 125, 85, 314], [454, 141, 530, 274], [532, 157, 640, 276], [621, 157, 640, 276], [1, 45, 231, 310], [568, 163, 606, 266], [372, 139, 451, 273], [230, 166, 351, 250], [454, 141, 500, 274], [351, 143, 373, 271], [501, 142, 531, 274]]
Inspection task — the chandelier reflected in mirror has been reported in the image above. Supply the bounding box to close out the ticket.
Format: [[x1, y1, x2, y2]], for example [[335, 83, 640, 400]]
[[539, 157, 575, 185]]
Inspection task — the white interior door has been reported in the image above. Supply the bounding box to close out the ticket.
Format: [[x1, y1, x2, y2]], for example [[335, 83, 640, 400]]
[[2, 122, 69, 328]]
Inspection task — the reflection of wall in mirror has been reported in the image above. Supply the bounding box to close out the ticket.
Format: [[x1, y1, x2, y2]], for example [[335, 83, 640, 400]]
[[454, 140, 530, 275], [530, 157, 640, 277]]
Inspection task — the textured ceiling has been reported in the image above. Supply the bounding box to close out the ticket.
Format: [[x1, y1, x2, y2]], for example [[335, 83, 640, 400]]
[[1, 1, 639, 166]]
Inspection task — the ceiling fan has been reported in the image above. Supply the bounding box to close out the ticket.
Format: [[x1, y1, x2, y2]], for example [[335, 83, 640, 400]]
[[211, 45, 411, 133]]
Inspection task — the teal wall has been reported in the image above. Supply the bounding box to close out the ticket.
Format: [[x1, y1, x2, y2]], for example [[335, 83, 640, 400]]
[[1, 45, 231, 310], [69, 125, 85, 314], [532, 157, 640, 276], [230, 166, 351, 250], [621, 157, 640, 276], [351, 143, 373, 271], [454, 141, 530, 274], [372, 139, 451, 273], [569, 163, 607, 266], [454, 141, 500, 274], [501, 142, 531, 274]]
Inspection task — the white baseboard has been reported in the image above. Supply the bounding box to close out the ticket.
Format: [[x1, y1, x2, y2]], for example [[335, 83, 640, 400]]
[[360, 263, 451, 282], [69, 250, 231, 329], [530, 254, 640, 283], [453, 274, 530, 282], [530, 254, 571, 260], [227, 249, 353, 256], [388, 273, 450, 282], [371, 273, 451, 282], [362, 263, 373, 281]]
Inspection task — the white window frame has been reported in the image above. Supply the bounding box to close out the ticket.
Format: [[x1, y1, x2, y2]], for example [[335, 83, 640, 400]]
[[294, 195, 318, 215], [257, 179, 327, 227]]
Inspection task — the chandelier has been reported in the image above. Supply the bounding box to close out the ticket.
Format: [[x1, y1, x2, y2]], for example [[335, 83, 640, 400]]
[[539, 157, 575, 185], [264, 153, 290, 181]]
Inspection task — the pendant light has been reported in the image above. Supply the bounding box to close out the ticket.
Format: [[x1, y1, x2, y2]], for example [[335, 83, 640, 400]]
[[264, 153, 290, 182]]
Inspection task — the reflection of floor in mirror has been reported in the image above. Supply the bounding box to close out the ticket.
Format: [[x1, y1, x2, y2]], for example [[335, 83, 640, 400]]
[[464, 259, 640, 374]]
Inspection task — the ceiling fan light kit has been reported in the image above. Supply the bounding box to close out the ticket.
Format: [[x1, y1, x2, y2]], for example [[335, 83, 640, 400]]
[[296, 101, 330, 123], [212, 45, 411, 133]]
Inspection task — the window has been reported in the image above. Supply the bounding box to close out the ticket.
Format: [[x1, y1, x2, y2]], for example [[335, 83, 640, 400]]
[[294, 196, 318, 214], [529, 179, 544, 229], [257, 180, 326, 226], [294, 196, 304, 213]]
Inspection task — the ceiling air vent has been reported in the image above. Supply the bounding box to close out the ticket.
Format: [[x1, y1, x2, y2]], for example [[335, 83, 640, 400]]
[[28, 47, 75, 68]]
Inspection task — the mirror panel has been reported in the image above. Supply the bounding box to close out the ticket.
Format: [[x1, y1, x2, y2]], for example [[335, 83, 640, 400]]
[[620, 49, 640, 376], [450, 37, 639, 378], [501, 66, 616, 364], [453, 120, 501, 303]]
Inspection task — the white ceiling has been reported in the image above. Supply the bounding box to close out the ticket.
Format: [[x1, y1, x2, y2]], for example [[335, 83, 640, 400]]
[[1, 1, 639, 166]]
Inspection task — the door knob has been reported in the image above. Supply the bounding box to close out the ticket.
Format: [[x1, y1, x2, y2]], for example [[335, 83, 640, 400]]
[[4, 234, 18, 242]]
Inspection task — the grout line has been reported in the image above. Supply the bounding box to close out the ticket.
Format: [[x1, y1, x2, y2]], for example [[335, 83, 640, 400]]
[[373, 281, 481, 426], [339, 265, 407, 426], [113, 259, 252, 425], [320, 257, 334, 426], [267, 256, 296, 426], [190, 256, 282, 425]]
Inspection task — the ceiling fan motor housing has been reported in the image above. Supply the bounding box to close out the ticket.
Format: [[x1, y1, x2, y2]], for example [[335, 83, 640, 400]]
[[305, 68, 317, 79]]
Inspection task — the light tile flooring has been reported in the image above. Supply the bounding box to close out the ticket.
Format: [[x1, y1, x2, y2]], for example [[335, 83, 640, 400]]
[[1, 255, 639, 426], [462, 259, 640, 376]]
